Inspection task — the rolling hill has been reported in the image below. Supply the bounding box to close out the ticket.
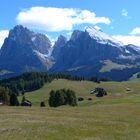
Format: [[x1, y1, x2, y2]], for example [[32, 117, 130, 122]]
[[18, 79, 140, 106], [1, 78, 140, 140], [1, 79, 140, 140]]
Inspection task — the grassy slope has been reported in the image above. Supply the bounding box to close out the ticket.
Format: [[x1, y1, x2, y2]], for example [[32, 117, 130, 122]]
[[19, 79, 140, 106], [2, 79, 140, 140], [0, 104, 140, 140], [100, 60, 133, 72]]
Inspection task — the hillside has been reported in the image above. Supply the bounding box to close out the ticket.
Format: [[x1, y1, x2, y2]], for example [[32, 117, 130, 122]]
[[19, 79, 140, 106], [1, 79, 140, 140]]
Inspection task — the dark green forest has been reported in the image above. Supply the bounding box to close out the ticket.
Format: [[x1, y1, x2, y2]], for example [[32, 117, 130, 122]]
[[0, 72, 109, 106]]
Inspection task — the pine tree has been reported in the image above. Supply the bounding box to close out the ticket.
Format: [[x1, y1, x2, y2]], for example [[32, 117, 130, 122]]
[[10, 94, 19, 106], [55, 90, 65, 106], [49, 90, 56, 107]]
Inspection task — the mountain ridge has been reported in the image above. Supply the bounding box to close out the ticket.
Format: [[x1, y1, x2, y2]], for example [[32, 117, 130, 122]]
[[0, 25, 140, 81]]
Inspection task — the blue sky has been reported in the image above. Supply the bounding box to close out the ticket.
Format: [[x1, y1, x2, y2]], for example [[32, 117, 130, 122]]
[[0, 0, 140, 47]]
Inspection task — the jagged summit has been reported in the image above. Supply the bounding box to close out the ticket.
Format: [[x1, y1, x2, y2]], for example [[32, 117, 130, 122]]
[[55, 35, 67, 45], [9, 25, 31, 40], [0, 25, 140, 81], [0, 25, 53, 73], [6, 25, 51, 54], [52, 35, 67, 60], [85, 26, 124, 47]]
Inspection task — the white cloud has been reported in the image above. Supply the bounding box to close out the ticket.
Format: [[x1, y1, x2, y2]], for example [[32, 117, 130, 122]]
[[114, 27, 140, 46], [16, 7, 111, 32], [0, 30, 9, 48], [121, 9, 128, 17], [130, 27, 140, 35], [112, 35, 140, 47]]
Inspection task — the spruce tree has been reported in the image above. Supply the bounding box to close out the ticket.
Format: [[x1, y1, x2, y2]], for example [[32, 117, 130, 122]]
[[49, 90, 56, 107], [10, 94, 19, 106]]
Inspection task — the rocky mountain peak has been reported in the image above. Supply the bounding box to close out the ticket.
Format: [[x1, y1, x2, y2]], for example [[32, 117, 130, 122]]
[[8, 25, 31, 41], [1, 25, 140, 81], [0, 25, 53, 73], [2, 25, 51, 54], [70, 30, 84, 41], [85, 26, 123, 47], [51, 35, 67, 60], [55, 35, 67, 46]]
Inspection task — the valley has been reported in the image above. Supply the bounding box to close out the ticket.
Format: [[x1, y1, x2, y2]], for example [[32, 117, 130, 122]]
[[1, 1, 140, 140]]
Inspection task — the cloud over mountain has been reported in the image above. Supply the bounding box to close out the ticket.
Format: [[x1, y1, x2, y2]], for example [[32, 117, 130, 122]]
[[112, 35, 140, 47], [130, 27, 140, 35], [16, 7, 111, 32]]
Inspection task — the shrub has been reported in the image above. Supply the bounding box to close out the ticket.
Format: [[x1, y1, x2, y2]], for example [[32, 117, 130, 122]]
[[40, 101, 46, 107], [78, 97, 84, 101], [94, 88, 107, 97]]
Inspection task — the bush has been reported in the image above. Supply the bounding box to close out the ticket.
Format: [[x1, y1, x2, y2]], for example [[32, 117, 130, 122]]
[[78, 97, 84, 101], [94, 88, 107, 97], [40, 101, 46, 107]]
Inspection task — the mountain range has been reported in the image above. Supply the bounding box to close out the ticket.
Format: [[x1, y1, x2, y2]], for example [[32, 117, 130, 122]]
[[0, 25, 140, 81]]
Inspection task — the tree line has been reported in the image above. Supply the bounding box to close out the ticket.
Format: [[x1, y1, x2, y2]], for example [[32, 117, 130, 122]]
[[0, 72, 111, 97], [0, 72, 54, 96], [0, 87, 78, 107], [0, 72, 110, 105]]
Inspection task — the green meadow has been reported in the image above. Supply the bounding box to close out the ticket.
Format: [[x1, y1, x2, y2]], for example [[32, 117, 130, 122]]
[[19, 79, 140, 106], [0, 79, 140, 140]]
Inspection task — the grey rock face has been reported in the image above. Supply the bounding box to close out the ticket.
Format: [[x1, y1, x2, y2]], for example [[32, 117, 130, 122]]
[[0, 25, 52, 72], [0, 25, 140, 81], [50, 27, 140, 81]]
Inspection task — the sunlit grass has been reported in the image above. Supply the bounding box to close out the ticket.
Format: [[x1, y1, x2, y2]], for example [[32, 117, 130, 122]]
[[0, 104, 140, 140], [19, 79, 140, 106]]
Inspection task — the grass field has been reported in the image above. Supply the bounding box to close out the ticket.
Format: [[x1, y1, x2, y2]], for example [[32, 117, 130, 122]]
[[0, 104, 140, 140], [1, 79, 140, 140]]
